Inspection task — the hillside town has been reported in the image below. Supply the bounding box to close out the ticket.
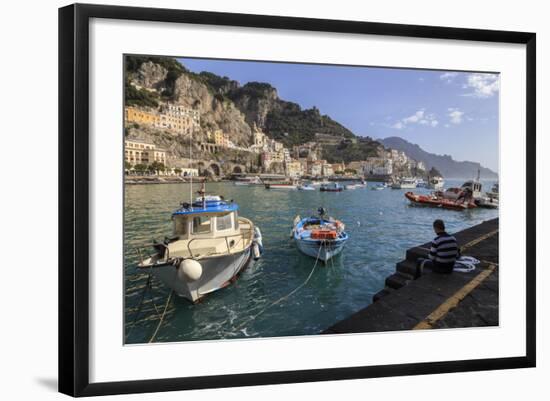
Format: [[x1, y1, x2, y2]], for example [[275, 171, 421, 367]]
[[124, 103, 426, 181]]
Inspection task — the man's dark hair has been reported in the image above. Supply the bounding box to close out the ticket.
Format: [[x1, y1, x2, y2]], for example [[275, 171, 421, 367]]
[[433, 219, 445, 231]]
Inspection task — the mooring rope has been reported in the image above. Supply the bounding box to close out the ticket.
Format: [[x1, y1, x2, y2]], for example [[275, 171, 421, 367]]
[[124, 274, 152, 342], [148, 290, 174, 343], [235, 241, 325, 332]]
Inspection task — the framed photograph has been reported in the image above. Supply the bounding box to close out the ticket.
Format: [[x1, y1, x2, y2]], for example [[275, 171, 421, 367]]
[[59, 3, 536, 397]]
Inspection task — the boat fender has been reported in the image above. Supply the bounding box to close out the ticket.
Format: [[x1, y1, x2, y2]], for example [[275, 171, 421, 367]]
[[178, 259, 203, 281], [253, 243, 261, 260]]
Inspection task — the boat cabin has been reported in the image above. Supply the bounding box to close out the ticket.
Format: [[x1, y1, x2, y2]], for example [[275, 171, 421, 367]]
[[172, 197, 240, 240], [461, 180, 483, 197]]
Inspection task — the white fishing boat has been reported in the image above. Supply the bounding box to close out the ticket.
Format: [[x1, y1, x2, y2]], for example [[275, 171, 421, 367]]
[[320, 182, 344, 192], [391, 177, 417, 189], [428, 176, 445, 189], [486, 183, 499, 200], [298, 183, 316, 191], [416, 178, 429, 188], [135, 183, 263, 303], [344, 180, 367, 190], [291, 208, 349, 263]]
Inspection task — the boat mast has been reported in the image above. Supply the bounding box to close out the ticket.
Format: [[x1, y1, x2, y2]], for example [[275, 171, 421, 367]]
[[189, 124, 193, 205]]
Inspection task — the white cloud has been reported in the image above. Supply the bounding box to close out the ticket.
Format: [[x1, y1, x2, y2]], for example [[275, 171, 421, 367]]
[[391, 109, 438, 130], [403, 110, 424, 124], [463, 73, 500, 98], [440, 72, 458, 83], [448, 107, 464, 124], [391, 121, 405, 130]]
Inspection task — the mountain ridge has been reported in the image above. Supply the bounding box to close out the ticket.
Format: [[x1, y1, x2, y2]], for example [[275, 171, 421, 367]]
[[378, 136, 498, 179]]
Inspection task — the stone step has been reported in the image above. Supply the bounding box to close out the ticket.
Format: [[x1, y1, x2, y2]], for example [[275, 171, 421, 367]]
[[406, 246, 430, 262], [385, 272, 411, 290], [396, 260, 420, 279], [372, 287, 395, 303]]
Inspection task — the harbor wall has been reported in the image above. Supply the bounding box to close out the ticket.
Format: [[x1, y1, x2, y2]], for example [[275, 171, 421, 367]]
[[323, 218, 499, 334]]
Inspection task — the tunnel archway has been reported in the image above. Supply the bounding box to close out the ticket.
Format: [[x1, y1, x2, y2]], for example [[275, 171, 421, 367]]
[[209, 163, 221, 176]]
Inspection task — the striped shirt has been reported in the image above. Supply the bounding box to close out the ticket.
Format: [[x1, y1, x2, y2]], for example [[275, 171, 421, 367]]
[[429, 232, 459, 264]]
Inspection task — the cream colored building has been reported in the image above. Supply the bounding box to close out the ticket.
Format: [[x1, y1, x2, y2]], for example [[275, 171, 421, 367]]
[[125, 139, 166, 166], [322, 163, 334, 177], [286, 161, 303, 177], [158, 104, 200, 134], [309, 161, 323, 176]]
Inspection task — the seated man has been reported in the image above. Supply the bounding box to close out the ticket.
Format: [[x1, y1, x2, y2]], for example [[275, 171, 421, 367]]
[[417, 219, 459, 275]]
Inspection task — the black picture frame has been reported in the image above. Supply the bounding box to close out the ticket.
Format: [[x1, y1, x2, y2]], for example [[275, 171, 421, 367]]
[[59, 3, 536, 397]]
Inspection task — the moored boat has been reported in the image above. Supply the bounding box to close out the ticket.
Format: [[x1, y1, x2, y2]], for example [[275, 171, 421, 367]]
[[234, 176, 262, 186], [428, 176, 445, 189], [391, 177, 417, 189], [320, 182, 343, 192], [264, 180, 298, 190], [416, 178, 429, 188], [344, 180, 367, 190], [292, 208, 349, 263], [298, 183, 315, 191], [135, 183, 263, 303], [405, 191, 477, 210]]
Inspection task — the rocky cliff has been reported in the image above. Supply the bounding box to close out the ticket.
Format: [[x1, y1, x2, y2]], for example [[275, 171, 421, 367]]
[[124, 56, 376, 166]]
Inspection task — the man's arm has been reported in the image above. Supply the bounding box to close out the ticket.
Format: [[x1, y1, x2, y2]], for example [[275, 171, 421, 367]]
[[429, 240, 437, 261]]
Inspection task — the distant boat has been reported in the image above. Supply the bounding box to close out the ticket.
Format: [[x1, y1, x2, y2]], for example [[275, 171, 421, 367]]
[[310, 180, 330, 186], [428, 176, 445, 189], [265, 181, 297, 190], [416, 178, 429, 188], [320, 182, 343, 192], [234, 176, 262, 186], [292, 208, 349, 263], [391, 177, 417, 189], [344, 180, 367, 190], [135, 183, 263, 303], [298, 183, 316, 191], [486, 182, 499, 200], [371, 183, 385, 190]]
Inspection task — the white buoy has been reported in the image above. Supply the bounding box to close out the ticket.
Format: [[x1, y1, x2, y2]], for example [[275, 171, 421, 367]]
[[178, 259, 203, 281]]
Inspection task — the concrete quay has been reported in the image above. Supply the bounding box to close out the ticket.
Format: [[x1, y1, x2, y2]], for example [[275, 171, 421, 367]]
[[323, 218, 499, 334]]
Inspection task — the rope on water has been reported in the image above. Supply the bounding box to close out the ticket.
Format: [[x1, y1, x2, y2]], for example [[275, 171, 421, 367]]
[[235, 241, 325, 332], [148, 290, 174, 343], [124, 274, 152, 342]]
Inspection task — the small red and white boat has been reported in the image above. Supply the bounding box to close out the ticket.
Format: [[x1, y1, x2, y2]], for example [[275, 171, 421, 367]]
[[405, 192, 477, 211]]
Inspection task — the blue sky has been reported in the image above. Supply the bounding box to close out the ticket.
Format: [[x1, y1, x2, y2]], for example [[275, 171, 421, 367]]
[[177, 57, 500, 172]]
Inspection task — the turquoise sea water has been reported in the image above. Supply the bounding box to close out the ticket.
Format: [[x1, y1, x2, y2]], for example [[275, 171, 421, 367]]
[[124, 180, 498, 344]]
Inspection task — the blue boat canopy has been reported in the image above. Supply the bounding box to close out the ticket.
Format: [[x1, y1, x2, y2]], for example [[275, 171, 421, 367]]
[[172, 198, 238, 216]]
